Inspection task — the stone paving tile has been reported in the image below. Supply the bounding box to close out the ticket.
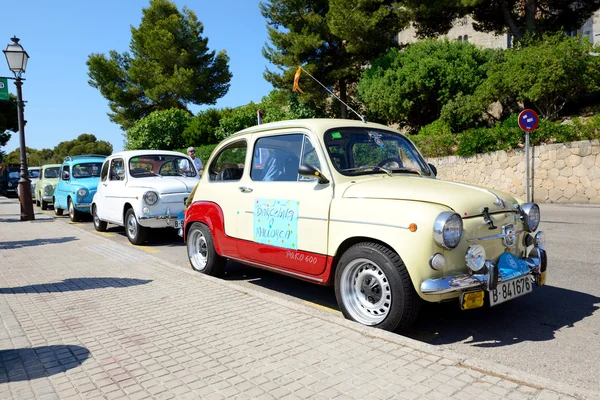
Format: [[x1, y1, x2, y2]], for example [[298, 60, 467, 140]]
[[0, 201, 594, 400]]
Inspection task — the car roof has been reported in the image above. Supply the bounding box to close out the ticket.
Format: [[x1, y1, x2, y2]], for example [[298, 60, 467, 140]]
[[108, 150, 188, 159], [41, 164, 62, 168], [231, 118, 394, 138]]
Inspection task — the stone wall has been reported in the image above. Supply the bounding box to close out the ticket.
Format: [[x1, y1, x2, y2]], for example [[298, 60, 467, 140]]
[[427, 140, 600, 204]]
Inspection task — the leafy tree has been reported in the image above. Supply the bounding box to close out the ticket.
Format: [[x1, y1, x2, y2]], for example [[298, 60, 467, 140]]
[[3, 147, 60, 166], [182, 108, 223, 147], [404, 0, 600, 39], [125, 108, 192, 150], [0, 94, 19, 157], [87, 0, 231, 130], [358, 39, 496, 131], [260, 0, 409, 119], [53, 134, 113, 160], [473, 34, 600, 120]]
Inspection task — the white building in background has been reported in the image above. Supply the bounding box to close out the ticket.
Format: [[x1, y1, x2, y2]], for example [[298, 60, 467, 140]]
[[397, 10, 600, 49]]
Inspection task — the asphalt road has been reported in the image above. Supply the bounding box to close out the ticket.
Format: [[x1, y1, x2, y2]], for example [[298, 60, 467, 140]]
[[29, 201, 600, 392]]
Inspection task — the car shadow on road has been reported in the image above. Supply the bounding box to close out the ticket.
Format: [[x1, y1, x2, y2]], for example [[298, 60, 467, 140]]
[[0, 277, 152, 294], [0, 345, 89, 383], [404, 285, 600, 346], [0, 236, 79, 249]]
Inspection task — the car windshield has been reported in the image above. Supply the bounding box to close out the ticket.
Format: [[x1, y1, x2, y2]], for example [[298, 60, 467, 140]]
[[323, 127, 430, 176], [8, 171, 19, 179], [72, 163, 102, 178], [28, 170, 40, 179], [43, 167, 60, 179], [129, 155, 198, 178]]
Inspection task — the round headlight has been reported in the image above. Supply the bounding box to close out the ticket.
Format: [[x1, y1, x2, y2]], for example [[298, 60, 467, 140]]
[[433, 212, 463, 249], [465, 244, 486, 272], [521, 203, 540, 232], [143, 191, 159, 205], [77, 188, 88, 197], [44, 184, 53, 194]]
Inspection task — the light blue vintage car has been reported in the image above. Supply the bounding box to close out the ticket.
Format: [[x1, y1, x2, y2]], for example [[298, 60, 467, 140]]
[[54, 155, 107, 222]]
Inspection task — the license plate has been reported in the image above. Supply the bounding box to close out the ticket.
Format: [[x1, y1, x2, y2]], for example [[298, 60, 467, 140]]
[[490, 276, 533, 306], [173, 219, 184, 229]]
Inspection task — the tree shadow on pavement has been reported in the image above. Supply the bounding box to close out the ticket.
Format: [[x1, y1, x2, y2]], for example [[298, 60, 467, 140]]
[[0, 345, 89, 383], [0, 277, 152, 294], [0, 237, 78, 249], [404, 285, 600, 346]]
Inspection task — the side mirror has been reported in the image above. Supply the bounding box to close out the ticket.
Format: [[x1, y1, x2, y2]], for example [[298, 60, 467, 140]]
[[298, 164, 329, 184], [117, 169, 125, 179], [428, 163, 437, 177]]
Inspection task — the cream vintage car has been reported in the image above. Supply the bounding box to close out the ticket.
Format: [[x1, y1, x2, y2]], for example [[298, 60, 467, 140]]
[[92, 150, 200, 245], [183, 119, 547, 331]]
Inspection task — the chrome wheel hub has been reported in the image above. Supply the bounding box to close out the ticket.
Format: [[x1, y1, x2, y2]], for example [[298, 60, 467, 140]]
[[188, 229, 208, 271], [340, 258, 391, 325], [127, 214, 137, 238]]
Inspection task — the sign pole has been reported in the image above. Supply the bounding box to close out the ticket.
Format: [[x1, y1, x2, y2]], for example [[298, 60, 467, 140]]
[[518, 109, 539, 203], [525, 131, 530, 202]]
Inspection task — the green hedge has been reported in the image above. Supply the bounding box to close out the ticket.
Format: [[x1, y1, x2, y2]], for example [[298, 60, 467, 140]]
[[414, 113, 600, 158]]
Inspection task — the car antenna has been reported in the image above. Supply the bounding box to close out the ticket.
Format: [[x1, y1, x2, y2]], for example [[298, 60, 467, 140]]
[[296, 66, 366, 124]]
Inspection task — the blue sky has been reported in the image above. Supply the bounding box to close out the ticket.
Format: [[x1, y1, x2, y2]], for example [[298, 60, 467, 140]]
[[1, 0, 275, 154]]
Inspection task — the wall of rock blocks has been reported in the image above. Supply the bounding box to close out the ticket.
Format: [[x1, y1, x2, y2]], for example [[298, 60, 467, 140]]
[[427, 140, 600, 204]]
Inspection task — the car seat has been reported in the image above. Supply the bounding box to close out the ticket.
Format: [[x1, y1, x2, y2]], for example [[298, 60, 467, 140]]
[[262, 150, 299, 182]]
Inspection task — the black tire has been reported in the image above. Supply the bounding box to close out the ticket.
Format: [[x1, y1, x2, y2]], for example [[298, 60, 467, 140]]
[[41, 199, 48, 211], [125, 208, 148, 245], [53, 198, 63, 216], [334, 242, 421, 332], [35, 195, 41, 207], [187, 222, 225, 277], [68, 198, 81, 222], [92, 204, 107, 232]]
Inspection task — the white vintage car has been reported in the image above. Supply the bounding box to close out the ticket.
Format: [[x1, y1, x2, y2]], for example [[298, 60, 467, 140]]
[[92, 150, 200, 245], [184, 119, 547, 332]]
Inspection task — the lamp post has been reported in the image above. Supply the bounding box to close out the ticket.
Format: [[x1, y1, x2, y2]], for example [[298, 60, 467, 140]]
[[3, 36, 34, 220]]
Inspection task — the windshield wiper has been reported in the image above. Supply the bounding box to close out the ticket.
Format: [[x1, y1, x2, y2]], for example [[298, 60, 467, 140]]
[[389, 168, 422, 176], [341, 166, 392, 177]]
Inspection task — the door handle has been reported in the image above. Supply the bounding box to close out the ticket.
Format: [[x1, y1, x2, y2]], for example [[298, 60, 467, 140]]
[[238, 186, 253, 193]]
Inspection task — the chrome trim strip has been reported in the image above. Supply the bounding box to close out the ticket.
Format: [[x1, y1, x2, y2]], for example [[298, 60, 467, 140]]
[[330, 218, 409, 230], [467, 230, 524, 242], [225, 256, 324, 283]]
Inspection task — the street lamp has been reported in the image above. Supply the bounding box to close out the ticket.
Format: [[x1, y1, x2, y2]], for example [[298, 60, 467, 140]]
[[3, 36, 34, 220]]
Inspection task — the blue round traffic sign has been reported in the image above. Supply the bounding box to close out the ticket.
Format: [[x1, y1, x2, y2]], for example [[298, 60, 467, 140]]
[[518, 109, 539, 132]]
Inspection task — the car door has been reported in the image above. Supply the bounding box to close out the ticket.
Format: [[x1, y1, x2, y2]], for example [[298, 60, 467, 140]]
[[101, 157, 127, 223], [237, 132, 333, 276], [55, 165, 72, 209]]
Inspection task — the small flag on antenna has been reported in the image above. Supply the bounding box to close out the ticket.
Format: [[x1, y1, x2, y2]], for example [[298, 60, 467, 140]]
[[292, 67, 304, 94]]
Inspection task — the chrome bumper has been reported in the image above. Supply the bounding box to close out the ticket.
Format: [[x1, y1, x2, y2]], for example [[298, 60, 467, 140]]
[[138, 208, 182, 227], [420, 246, 547, 295]]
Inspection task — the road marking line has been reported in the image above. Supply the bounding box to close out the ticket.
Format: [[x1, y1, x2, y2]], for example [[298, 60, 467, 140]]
[[130, 244, 161, 253], [94, 231, 115, 238], [303, 301, 341, 314]]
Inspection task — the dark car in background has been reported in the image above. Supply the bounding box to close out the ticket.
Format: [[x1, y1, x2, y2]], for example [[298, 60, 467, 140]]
[[5, 165, 20, 197]]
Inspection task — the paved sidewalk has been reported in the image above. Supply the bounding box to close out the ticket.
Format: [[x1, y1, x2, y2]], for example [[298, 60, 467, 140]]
[[0, 197, 597, 400]]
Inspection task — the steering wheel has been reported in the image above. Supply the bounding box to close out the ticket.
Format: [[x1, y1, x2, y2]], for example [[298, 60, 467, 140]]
[[377, 158, 402, 169]]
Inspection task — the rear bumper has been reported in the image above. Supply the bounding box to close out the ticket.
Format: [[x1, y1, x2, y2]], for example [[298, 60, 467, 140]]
[[420, 246, 547, 295]]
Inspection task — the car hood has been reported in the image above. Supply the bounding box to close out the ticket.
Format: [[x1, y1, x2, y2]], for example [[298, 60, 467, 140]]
[[342, 176, 518, 216], [127, 176, 198, 194]]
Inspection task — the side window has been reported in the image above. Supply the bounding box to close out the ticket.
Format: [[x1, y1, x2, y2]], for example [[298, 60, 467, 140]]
[[109, 158, 124, 181], [100, 160, 109, 182], [61, 165, 70, 181], [300, 136, 321, 170], [251, 134, 303, 182], [208, 141, 247, 182]]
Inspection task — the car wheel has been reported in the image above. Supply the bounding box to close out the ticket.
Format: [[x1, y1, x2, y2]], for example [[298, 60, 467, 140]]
[[41, 198, 48, 211], [334, 242, 421, 332], [53, 198, 63, 216], [68, 198, 81, 222], [92, 205, 107, 232], [125, 208, 148, 245], [35, 195, 41, 207], [187, 222, 225, 277]]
